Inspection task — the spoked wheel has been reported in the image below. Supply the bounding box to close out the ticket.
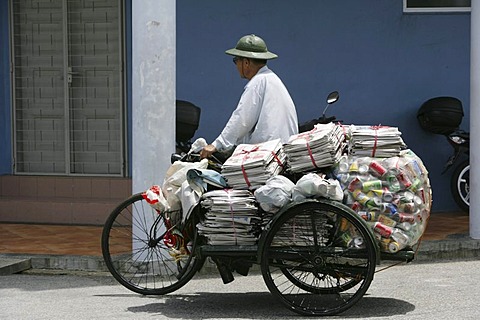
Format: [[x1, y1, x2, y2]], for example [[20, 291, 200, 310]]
[[451, 161, 469, 213], [101, 193, 205, 295], [260, 201, 377, 316]]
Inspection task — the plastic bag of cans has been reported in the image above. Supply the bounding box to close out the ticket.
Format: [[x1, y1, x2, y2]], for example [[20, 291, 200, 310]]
[[333, 149, 432, 253]]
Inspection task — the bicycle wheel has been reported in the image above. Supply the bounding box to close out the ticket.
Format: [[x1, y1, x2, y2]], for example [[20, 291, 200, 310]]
[[260, 201, 377, 316], [101, 193, 205, 295]]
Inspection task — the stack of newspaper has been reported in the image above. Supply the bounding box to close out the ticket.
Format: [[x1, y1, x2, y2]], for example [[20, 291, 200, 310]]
[[348, 125, 406, 157], [283, 123, 346, 173], [197, 189, 261, 245], [221, 139, 286, 190]]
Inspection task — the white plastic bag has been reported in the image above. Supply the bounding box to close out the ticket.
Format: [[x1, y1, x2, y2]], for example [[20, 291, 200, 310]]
[[254, 175, 295, 213], [161, 159, 208, 214], [292, 173, 343, 202]]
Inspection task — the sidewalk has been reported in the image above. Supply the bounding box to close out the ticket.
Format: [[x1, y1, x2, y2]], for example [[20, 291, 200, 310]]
[[0, 211, 479, 274]]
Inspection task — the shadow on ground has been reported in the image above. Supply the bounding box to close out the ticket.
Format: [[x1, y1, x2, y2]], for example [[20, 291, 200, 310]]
[[126, 291, 415, 318]]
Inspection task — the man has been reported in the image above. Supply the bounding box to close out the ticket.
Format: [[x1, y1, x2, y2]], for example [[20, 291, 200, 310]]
[[200, 34, 298, 159]]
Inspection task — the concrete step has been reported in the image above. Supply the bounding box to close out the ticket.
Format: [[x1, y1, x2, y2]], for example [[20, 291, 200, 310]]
[[0, 257, 31, 275]]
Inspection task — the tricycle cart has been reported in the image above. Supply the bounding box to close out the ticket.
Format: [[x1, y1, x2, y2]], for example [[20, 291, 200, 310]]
[[101, 192, 415, 316]]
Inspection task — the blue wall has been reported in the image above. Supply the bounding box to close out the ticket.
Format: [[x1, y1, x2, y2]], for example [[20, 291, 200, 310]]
[[176, 0, 471, 212], [0, 0, 11, 174]]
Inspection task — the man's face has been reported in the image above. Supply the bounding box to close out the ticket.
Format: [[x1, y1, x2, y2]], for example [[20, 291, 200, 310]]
[[233, 56, 247, 79]]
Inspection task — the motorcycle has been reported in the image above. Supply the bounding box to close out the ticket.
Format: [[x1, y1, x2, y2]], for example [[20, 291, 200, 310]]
[[444, 130, 469, 212], [417, 96, 470, 213], [299, 91, 339, 132]]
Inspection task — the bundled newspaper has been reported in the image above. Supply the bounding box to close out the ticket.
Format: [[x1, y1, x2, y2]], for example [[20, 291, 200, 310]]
[[333, 149, 432, 253], [197, 189, 261, 245], [221, 139, 286, 190], [348, 125, 407, 158], [283, 123, 346, 173]]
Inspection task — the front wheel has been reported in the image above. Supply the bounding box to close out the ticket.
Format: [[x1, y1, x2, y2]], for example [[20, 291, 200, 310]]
[[101, 193, 205, 295], [451, 160, 469, 213]]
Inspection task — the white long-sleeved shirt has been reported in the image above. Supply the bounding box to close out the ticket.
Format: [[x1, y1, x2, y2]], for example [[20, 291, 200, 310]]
[[212, 66, 298, 151]]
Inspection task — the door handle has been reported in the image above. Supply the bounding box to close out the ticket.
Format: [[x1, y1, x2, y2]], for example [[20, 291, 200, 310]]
[[67, 67, 79, 83]]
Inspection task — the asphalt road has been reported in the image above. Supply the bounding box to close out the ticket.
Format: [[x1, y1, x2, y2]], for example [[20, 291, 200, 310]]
[[1, 259, 479, 319]]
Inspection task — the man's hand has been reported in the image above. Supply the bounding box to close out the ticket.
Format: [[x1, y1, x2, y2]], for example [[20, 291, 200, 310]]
[[200, 144, 217, 159]]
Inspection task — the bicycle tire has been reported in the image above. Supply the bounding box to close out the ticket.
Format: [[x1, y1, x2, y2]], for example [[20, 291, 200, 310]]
[[260, 201, 377, 316], [101, 192, 205, 295]]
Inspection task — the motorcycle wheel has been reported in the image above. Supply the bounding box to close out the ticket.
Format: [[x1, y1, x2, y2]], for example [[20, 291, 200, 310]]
[[450, 160, 469, 213]]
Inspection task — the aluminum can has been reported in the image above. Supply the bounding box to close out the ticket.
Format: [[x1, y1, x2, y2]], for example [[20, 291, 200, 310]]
[[366, 196, 381, 209], [351, 201, 362, 211], [341, 232, 353, 246], [413, 195, 424, 206], [382, 189, 394, 202], [359, 211, 376, 221], [348, 177, 362, 192], [352, 189, 370, 205], [396, 171, 412, 188], [394, 212, 415, 223], [399, 202, 415, 214], [374, 222, 393, 238], [379, 238, 399, 253], [378, 214, 397, 227], [369, 160, 387, 176], [399, 191, 415, 203], [409, 178, 422, 192], [391, 230, 410, 246], [386, 174, 401, 192], [379, 203, 397, 215], [353, 236, 364, 248], [368, 188, 394, 202], [388, 241, 400, 253], [406, 159, 423, 178], [362, 180, 383, 192]]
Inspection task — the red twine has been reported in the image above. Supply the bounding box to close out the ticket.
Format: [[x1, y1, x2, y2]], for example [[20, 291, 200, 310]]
[[369, 125, 389, 158], [239, 146, 284, 188]]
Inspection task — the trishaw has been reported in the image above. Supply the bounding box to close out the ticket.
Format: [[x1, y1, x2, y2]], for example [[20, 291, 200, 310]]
[[101, 176, 416, 316]]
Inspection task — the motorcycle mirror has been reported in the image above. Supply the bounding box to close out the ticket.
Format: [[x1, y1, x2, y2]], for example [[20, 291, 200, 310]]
[[322, 91, 340, 118], [326, 91, 339, 104]]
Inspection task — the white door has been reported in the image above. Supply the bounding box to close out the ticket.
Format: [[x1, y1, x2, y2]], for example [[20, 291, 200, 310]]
[[11, 0, 124, 175]]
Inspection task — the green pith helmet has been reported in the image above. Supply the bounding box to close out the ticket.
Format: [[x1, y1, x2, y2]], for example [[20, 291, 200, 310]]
[[225, 34, 278, 60]]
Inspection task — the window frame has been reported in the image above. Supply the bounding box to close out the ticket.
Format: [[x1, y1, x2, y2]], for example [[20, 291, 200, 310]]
[[403, 0, 471, 13]]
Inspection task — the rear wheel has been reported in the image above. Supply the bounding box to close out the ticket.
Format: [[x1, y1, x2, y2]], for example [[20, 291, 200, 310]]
[[260, 201, 377, 316], [101, 193, 205, 295]]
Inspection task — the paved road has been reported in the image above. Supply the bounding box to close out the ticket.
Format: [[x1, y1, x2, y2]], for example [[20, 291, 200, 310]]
[[1, 259, 479, 319]]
